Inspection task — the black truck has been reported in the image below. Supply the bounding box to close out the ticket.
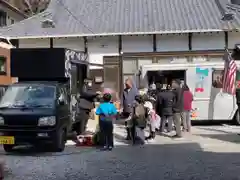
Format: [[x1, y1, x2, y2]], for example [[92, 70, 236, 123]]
[[0, 48, 92, 152]]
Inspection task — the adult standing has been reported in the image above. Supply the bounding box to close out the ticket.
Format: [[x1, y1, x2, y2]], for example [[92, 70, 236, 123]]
[[156, 85, 175, 133], [171, 79, 184, 138], [121, 78, 139, 140], [75, 81, 97, 135], [182, 84, 193, 133]]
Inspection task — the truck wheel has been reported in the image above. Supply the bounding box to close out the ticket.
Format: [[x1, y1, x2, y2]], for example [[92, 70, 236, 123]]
[[234, 110, 240, 125], [3, 145, 14, 152], [51, 128, 66, 152]]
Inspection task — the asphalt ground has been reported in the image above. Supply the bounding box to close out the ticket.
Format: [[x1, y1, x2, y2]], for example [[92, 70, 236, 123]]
[[0, 120, 240, 180]]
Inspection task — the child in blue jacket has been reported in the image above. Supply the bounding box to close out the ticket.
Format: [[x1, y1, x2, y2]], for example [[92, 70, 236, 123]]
[[96, 93, 117, 150]]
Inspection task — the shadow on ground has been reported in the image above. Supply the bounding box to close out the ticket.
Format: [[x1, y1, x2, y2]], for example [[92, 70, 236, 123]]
[[191, 120, 232, 126], [195, 127, 240, 144], [1, 142, 240, 179]]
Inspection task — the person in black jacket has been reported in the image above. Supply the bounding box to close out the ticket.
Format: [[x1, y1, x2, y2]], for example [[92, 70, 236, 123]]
[[156, 85, 175, 133], [171, 79, 183, 138], [74, 87, 98, 135]]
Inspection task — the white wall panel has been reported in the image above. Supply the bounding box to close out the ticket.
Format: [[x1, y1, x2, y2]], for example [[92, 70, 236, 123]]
[[137, 59, 152, 69], [122, 60, 137, 74], [192, 32, 225, 50], [88, 36, 119, 69], [228, 31, 240, 49], [122, 35, 153, 52], [156, 34, 188, 52], [53, 37, 84, 51], [19, 39, 50, 48]]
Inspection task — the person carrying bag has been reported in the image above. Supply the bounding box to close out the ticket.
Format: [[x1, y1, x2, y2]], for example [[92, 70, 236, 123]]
[[131, 95, 147, 145]]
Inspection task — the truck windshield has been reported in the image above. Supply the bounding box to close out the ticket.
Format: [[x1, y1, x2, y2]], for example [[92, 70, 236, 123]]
[[0, 85, 56, 108]]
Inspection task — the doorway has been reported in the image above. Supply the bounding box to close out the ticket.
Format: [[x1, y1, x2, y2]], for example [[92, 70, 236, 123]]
[[103, 56, 120, 101], [76, 63, 87, 93]]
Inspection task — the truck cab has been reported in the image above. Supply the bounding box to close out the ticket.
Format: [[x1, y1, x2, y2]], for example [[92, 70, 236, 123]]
[[0, 48, 89, 152], [0, 81, 70, 152]]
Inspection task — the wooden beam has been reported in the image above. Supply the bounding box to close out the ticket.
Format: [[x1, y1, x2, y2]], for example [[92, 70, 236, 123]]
[[122, 50, 226, 58]]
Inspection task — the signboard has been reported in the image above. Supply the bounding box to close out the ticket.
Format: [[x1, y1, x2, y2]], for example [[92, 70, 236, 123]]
[[236, 71, 240, 89]]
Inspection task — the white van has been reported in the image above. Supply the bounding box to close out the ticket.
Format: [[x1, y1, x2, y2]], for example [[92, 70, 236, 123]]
[[141, 61, 240, 125]]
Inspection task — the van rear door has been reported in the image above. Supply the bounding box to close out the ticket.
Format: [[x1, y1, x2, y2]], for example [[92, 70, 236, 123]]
[[211, 68, 237, 120]]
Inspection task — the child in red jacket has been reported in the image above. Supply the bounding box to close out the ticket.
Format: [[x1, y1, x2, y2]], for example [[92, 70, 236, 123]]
[[182, 84, 193, 132]]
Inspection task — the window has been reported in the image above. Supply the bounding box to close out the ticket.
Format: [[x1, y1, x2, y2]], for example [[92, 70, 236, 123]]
[[0, 10, 7, 27], [11, 19, 14, 24], [0, 56, 6, 74], [59, 86, 68, 105], [212, 70, 223, 88]]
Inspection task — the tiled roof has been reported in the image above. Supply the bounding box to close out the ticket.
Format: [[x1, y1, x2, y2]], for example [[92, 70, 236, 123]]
[[0, 0, 240, 39]]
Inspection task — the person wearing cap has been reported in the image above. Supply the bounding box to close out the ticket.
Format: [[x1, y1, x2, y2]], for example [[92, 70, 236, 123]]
[[171, 79, 184, 138]]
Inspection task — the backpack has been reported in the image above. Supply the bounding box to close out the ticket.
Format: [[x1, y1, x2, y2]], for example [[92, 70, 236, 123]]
[[133, 103, 147, 128]]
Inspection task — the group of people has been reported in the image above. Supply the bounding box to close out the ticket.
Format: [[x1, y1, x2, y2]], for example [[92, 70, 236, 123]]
[[95, 77, 193, 151], [155, 79, 193, 138]]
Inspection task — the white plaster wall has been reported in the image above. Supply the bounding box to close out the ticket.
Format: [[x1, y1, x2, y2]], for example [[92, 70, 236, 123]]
[[192, 32, 225, 50], [88, 36, 119, 69], [228, 31, 240, 49], [137, 59, 152, 69], [53, 37, 85, 51], [122, 35, 153, 52], [19, 39, 50, 48], [156, 34, 188, 52]]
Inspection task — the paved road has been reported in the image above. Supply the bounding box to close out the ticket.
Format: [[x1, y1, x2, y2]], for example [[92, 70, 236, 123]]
[[1, 123, 240, 180]]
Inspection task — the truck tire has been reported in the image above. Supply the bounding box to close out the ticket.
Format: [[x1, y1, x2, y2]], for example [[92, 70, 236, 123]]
[[3, 145, 14, 152], [234, 110, 240, 125], [51, 128, 66, 152]]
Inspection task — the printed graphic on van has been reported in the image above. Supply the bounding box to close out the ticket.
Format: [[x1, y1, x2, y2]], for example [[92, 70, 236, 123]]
[[195, 67, 209, 92]]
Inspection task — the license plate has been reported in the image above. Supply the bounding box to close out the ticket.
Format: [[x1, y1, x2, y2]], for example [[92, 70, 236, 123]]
[[0, 136, 15, 144]]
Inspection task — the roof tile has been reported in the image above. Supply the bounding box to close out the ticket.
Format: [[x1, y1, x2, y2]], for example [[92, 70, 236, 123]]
[[0, 0, 239, 38]]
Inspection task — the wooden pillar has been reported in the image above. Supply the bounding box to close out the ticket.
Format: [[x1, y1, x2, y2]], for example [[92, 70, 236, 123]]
[[118, 35, 123, 95], [84, 37, 88, 54], [50, 38, 53, 48], [188, 33, 192, 51], [153, 34, 157, 52], [224, 31, 228, 49]]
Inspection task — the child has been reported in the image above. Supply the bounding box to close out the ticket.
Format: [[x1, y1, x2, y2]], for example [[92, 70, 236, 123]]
[[96, 93, 117, 151], [144, 98, 160, 142], [131, 95, 147, 145]]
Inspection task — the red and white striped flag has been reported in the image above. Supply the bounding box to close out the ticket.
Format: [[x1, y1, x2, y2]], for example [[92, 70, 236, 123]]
[[222, 50, 237, 95]]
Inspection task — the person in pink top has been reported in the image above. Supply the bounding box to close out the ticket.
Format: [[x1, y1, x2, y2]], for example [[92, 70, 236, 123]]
[[182, 84, 193, 132]]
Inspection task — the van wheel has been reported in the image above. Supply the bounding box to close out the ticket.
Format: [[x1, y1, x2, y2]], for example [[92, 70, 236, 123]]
[[234, 110, 240, 125], [3, 145, 14, 152], [51, 128, 66, 152]]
